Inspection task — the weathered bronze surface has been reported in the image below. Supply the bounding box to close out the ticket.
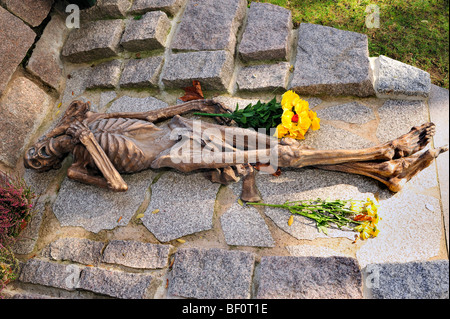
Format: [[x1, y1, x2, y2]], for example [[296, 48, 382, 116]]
[[24, 100, 448, 201]]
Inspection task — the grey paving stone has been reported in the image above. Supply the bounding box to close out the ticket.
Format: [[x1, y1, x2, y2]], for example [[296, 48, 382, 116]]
[[238, 2, 292, 62], [19, 259, 82, 291], [102, 240, 172, 269], [374, 55, 431, 100], [130, 0, 186, 16], [290, 23, 375, 97], [45, 238, 105, 266], [286, 245, 350, 257], [298, 123, 375, 150], [108, 95, 169, 113], [256, 256, 363, 299], [376, 99, 428, 143], [99, 91, 117, 109], [26, 13, 69, 91], [356, 190, 443, 268], [52, 170, 155, 233], [316, 102, 375, 125], [237, 62, 290, 92], [61, 68, 91, 106], [119, 56, 164, 88], [78, 267, 153, 299], [428, 85, 449, 253], [142, 172, 220, 242], [1, 0, 53, 27], [256, 169, 380, 241], [221, 203, 275, 248], [0, 6, 36, 95], [365, 260, 449, 299], [171, 0, 246, 52], [169, 248, 255, 299], [62, 19, 124, 63], [161, 50, 235, 91], [0, 76, 52, 167], [86, 59, 122, 89], [81, 0, 132, 20], [120, 11, 171, 52]]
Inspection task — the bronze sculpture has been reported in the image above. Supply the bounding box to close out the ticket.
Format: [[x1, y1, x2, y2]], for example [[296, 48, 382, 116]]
[[24, 99, 447, 202]]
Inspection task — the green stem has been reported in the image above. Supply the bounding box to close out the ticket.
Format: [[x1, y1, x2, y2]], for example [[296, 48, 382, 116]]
[[193, 112, 233, 118]]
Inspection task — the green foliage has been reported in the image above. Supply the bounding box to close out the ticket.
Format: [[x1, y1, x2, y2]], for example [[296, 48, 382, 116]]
[[194, 97, 283, 134]]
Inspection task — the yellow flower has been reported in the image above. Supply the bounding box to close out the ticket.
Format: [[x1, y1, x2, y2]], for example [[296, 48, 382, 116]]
[[281, 110, 295, 129], [350, 201, 364, 213], [311, 116, 320, 131], [294, 98, 309, 114], [281, 90, 298, 110], [298, 111, 311, 131], [275, 124, 289, 139]]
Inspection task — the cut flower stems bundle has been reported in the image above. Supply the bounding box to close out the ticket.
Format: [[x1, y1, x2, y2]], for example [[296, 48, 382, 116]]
[[194, 90, 320, 139], [249, 198, 381, 240]]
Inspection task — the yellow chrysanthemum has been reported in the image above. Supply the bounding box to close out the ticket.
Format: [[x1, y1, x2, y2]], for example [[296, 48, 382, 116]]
[[294, 99, 309, 114], [298, 111, 311, 131], [281, 90, 298, 110], [275, 124, 289, 139], [281, 110, 295, 129], [311, 117, 320, 131]]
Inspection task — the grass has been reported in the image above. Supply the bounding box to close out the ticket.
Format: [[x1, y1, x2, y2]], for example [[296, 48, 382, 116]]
[[249, 0, 449, 89]]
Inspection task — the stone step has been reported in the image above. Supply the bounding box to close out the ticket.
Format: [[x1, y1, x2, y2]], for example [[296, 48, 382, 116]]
[[120, 11, 171, 52], [373, 55, 431, 100], [0, 0, 53, 27], [171, 0, 247, 52], [290, 23, 375, 97], [256, 256, 363, 298], [119, 56, 164, 88], [86, 59, 123, 89], [62, 19, 125, 63], [364, 260, 449, 299], [168, 248, 255, 299], [238, 2, 292, 63], [129, 0, 186, 17], [161, 50, 235, 91], [236, 62, 291, 92]]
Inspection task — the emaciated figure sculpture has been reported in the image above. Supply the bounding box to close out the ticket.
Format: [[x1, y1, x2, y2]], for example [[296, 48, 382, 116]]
[[24, 99, 447, 202]]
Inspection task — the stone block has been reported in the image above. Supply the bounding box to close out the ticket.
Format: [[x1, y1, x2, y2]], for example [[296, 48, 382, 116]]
[[45, 238, 105, 266], [0, 6, 36, 95], [238, 2, 292, 62], [142, 172, 220, 242], [0, 76, 52, 167], [102, 240, 172, 269], [256, 256, 363, 298], [1, 0, 53, 27], [316, 102, 375, 125], [52, 170, 154, 233], [120, 11, 171, 52], [26, 13, 69, 91], [221, 204, 275, 247], [81, 0, 132, 20], [108, 96, 169, 113], [365, 260, 449, 299], [78, 267, 153, 299], [19, 259, 82, 291], [161, 50, 234, 91], [290, 23, 375, 97], [86, 59, 122, 89], [374, 55, 431, 100], [130, 0, 186, 16], [236, 62, 290, 92], [62, 19, 124, 63], [119, 56, 164, 88], [169, 248, 255, 299], [171, 0, 246, 52]]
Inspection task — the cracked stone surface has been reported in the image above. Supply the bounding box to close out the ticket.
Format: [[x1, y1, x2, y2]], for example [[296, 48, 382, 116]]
[[142, 172, 220, 242]]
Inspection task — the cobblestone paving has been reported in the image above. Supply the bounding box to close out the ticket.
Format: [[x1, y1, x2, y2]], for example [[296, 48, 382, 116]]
[[0, 0, 448, 299]]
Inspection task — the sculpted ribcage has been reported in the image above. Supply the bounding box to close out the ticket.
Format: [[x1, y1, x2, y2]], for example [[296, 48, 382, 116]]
[[89, 118, 151, 173]]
